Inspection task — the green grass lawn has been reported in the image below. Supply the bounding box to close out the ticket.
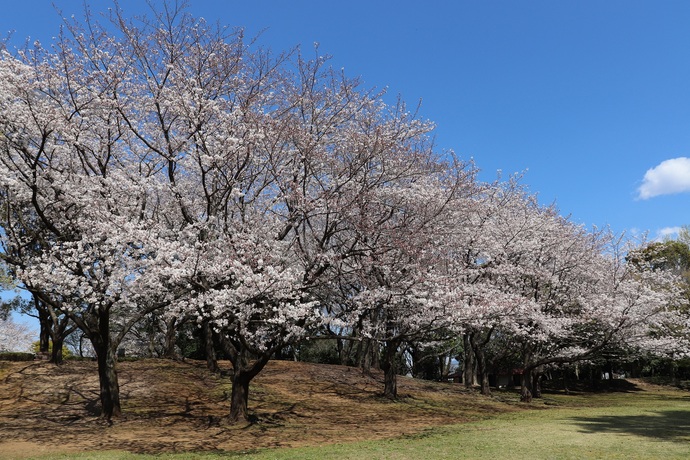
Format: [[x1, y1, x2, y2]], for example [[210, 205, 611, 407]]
[[232, 393, 690, 460], [28, 385, 690, 460]]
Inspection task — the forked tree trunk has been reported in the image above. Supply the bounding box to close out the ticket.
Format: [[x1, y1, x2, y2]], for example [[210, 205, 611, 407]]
[[228, 354, 272, 423], [49, 315, 74, 365], [219, 335, 273, 423]]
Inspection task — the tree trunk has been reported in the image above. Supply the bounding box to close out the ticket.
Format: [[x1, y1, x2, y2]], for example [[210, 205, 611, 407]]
[[227, 354, 272, 423], [219, 335, 273, 423], [562, 368, 569, 394], [78, 333, 87, 358], [49, 315, 73, 365], [37, 306, 51, 354], [94, 340, 121, 420], [360, 340, 372, 373], [469, 332, 491, 396], [162, 317, 178, 359], [520, 369, 533, 403], [463, 333, 476, 388], [202, 320, 218, 373], [87, 309, 122, 421], [229, 369, 251, 422], [370, 340, 380, 370], [51, 337, 64, 364], [381, 339, 400, 399], [532, 369, 542, 399]]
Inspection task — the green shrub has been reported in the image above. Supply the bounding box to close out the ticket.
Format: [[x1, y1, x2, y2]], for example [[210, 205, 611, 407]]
[[31, 341, 73, 360]]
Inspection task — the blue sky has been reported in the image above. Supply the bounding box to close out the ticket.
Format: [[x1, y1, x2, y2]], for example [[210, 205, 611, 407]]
[[1, 0, 689, 239]]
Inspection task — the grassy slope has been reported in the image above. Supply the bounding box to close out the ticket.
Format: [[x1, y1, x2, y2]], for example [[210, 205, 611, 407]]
[[1, 360, 689, 459]]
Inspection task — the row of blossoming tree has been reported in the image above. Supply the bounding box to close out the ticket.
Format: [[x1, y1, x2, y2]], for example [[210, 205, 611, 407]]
[[0, 3, 687, 422]]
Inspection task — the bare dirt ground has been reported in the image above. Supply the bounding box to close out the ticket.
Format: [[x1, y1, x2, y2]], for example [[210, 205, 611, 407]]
[[0, 359, 520, 458]]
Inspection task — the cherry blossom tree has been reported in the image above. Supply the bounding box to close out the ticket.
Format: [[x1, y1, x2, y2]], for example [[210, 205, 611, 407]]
[[2, 1, 683, 428], [321, 153, 477, 398], [0, 17, 177, 419], [436, 177, 688, 400], [0, 316, 35, 352], [0, 1, 476, 422]]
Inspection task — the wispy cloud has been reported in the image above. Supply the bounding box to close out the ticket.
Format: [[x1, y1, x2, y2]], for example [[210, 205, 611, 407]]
[[637, 157, 690, 199], [655, 226, 681, 241]]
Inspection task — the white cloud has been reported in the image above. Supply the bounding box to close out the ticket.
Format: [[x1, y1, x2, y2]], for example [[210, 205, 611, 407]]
[[637, 157, 690, 199], [655, 226, 681, 241]]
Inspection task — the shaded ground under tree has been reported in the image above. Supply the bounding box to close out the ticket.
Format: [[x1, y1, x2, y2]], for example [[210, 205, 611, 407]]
[[0, 359, 515, 457]]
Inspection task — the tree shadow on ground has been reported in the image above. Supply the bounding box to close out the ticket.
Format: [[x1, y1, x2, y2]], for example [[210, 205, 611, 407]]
[[544, 378, 644, 394], [571, 410, 690, 442]]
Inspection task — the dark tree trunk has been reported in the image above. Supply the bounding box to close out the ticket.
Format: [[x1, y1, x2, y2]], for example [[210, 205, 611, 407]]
[[219, 335, 273, 423], [520, 368, 533, 403], [532, 370, 543, 399], [51, 337, 64, 364], [562, 368, 569, 394], [86, 309, 122, 421], [94, 340, 121, 420], [469, 332, 491, 396], [229, 369, 251, 422], [162, 317, 178, 359], [463, 333, 477, 388], [37, 306, 51, 354], [381, 339, 401, 399], [336, 338, 345, 364], [202, 320, 218, 373], [49, 315, 74, 365], [78, 333, 87, 358], [370, 340, 380, 370], [228, 354, 272, 423]]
